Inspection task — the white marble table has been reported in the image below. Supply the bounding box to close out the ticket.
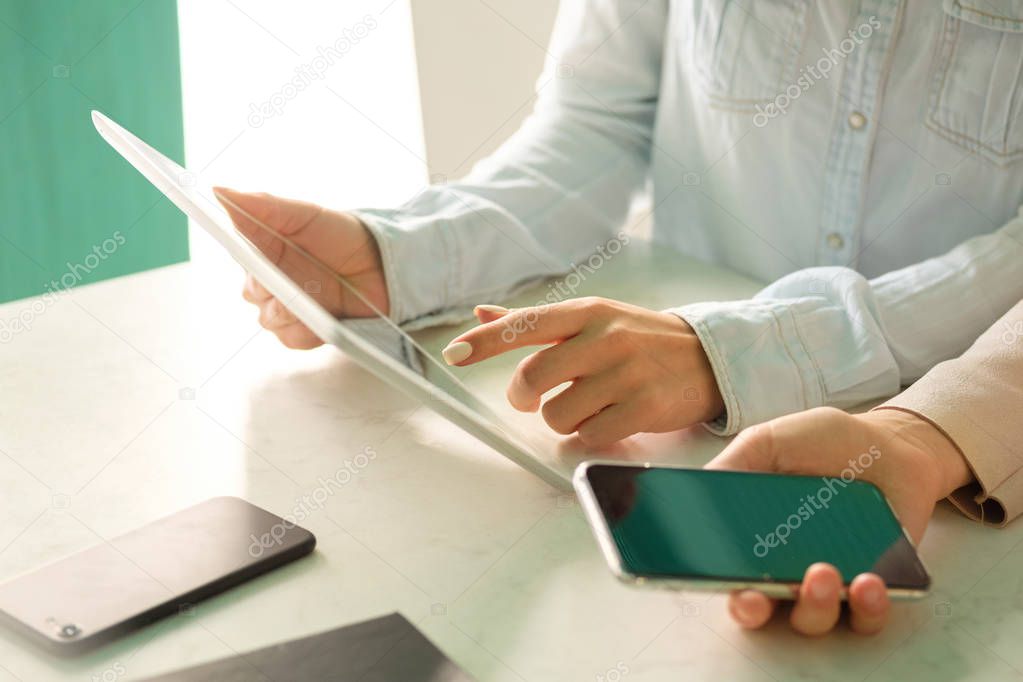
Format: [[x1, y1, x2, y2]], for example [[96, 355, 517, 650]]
[[1, 240, 1021, 682]]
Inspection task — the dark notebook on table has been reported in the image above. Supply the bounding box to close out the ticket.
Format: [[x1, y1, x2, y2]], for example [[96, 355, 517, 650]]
[[141, 613, 475, 681]]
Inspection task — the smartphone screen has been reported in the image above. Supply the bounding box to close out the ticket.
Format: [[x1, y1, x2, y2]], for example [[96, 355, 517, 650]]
[[580, 465, 929, 592]]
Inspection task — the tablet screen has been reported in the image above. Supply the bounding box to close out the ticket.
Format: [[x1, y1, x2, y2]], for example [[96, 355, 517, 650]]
[[92, 111, 579, 488], [93, 111, 698, 489]]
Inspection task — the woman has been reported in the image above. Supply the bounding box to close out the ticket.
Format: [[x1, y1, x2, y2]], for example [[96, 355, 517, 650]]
[[218, 0, 1023, 634]]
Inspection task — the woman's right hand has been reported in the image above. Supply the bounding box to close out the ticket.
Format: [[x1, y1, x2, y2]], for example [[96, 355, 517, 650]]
[[707, 406, 971, 635], [215, 188, 388, 349]]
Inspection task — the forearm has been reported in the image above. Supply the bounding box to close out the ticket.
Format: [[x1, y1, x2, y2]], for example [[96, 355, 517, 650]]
[[875, 300, 1023, 525], [353, 117, 649, 327], [672, 206, 1023, 434], [353, 0, 666, 328]]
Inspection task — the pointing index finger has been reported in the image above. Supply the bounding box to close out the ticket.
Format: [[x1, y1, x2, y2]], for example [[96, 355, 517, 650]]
[[442, 301, 589, 366]]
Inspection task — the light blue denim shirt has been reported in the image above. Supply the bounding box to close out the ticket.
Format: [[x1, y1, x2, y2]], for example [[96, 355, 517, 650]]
[[352, 0, 1023, 435]]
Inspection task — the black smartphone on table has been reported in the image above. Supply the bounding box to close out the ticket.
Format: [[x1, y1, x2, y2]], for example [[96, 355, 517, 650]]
[[0, 496, 315, 655]]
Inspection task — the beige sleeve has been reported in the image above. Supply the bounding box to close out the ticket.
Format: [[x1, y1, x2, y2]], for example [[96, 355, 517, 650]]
[[873, 300, 1023, 526]]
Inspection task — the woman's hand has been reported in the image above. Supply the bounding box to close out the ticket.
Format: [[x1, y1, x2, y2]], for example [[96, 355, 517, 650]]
[[216, 188, 388, 349], [707, 406, 973, 636], [441, 297, 724, 447]]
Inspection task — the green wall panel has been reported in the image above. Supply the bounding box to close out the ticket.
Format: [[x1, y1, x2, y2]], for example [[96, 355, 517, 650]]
[[0, 0, 188, 304]]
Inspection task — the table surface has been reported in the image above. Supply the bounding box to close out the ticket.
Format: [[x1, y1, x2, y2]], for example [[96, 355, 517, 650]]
[[1, 239, 1022, 682]]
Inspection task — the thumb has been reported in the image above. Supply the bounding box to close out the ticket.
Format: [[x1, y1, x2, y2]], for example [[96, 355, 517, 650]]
[[214, 187, 325, 259], [705, 422, 779, 473]]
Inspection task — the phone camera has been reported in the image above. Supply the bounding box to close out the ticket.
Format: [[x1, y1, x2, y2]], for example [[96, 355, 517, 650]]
[[57, 623, 81, 639]]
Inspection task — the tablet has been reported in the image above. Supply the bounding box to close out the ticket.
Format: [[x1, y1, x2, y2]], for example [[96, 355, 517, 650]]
[[91, 110, 567, 490], [139, 613, 475, 681]]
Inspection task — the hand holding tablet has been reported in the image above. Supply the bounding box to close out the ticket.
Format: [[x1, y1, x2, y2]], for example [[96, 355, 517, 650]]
[[214, 188, 388, 349]]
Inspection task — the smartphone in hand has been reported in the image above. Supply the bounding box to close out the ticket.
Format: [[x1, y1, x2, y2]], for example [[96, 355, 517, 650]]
[[574, 462, 930, 599]]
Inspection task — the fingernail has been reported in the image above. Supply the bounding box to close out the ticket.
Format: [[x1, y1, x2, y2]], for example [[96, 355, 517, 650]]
[[810, 578, 835, 601], [733, 591, 762, 627], [861, 580, 884, 607], [474, 304, 509, 316], [442, 340, 473, 365], [214, 187, 246, 206]]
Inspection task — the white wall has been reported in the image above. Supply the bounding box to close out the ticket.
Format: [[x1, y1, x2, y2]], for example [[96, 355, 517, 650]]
[[409, 0, 559, 180], [178, 0, 560, 207]]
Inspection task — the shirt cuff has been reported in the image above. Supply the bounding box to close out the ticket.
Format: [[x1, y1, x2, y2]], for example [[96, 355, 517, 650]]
[[667, 300, 824, 436], [349, 206, 457, 326], [341, 317, 424, 375]]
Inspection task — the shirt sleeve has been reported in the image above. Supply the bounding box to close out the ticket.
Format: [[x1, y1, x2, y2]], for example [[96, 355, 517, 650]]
[[350, 0, 667, 332], [872, 300, 1023, 526], [669, 206, 1023, 435]]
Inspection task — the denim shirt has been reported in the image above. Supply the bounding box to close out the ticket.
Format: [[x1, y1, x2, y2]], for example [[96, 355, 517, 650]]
[[352, 0, 1023, 435]]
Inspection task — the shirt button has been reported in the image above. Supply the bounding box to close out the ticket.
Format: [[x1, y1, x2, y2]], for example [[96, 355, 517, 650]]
[[826, 233, 845, 250], [848, 111, 867, 130]]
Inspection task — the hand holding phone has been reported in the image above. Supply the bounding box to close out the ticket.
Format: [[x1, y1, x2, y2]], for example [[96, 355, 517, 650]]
[[576, 406, 968, 636], [708, 406, 969, 635]]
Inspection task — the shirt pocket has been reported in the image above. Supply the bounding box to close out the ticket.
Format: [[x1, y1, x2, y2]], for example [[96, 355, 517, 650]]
[[926, 0, 1023, 166], [682, 0, 811, 111]]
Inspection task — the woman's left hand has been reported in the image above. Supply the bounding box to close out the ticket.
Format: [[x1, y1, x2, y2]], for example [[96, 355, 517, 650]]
[[441, 297, 724, 447]]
